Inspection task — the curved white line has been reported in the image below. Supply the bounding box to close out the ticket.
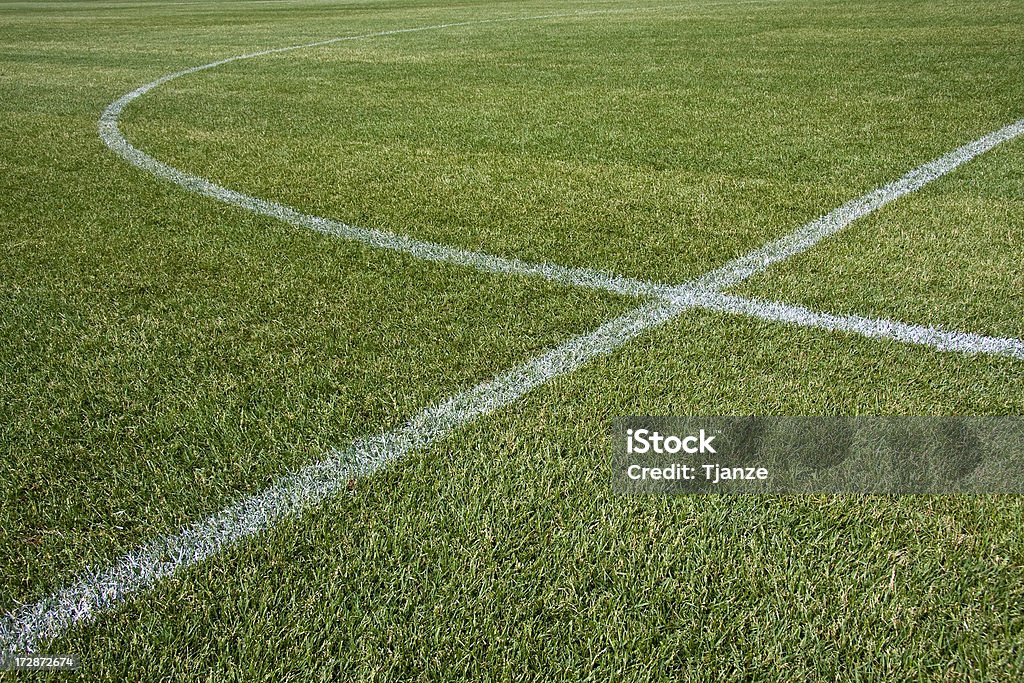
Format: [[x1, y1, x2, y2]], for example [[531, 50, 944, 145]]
[[98, 9, 687, 300], [97, 5, 1024, 347]]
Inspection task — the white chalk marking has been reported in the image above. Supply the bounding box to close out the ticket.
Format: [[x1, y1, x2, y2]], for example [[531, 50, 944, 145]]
[[0, 299, 681, 655], [98, 6, 1024, 345], [683, 291, 1024, 360], [684, 118, 1024, 292], [5, 4, 1024, 658], [98, 7, 720, 300]]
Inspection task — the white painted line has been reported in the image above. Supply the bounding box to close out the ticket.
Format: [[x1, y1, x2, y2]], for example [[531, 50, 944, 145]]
[[0, 299, 681, 656], [685, 291, 1024, 360], [684, 118, 1024, 292], [98, 8, 709, 300], [6, 4, 1023, 659], [103, 132, 668, 298], [98, 5, 1024, 329], [99, 13, 1024, 335]]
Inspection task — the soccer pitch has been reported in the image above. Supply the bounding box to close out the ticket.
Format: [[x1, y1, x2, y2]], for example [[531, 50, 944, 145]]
[[1, 0, 1023, 678]]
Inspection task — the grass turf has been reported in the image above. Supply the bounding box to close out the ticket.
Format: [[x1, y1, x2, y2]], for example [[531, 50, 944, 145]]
[[1, 0, 1022, 679], [734, 137, 1024, 339]]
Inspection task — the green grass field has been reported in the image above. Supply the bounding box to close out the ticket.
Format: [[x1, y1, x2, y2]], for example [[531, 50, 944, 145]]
[[2, 0, 1023, 679]]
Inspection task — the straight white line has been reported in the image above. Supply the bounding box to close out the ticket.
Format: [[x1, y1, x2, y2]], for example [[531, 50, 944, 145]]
[[6, 5, 1024, 658], [684, 291, 1024, 360], [0, 299, 682, 656], [6, 286, 1022, 653], [684, 119, 1024, 292]]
